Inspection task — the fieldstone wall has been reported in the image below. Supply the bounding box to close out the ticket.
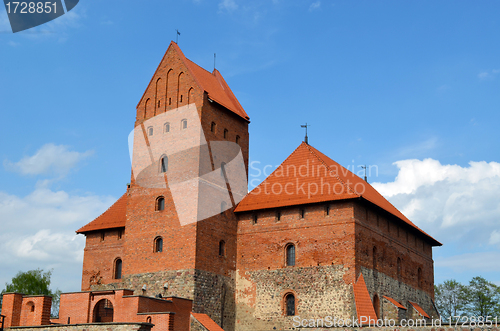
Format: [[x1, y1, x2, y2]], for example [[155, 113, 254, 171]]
[[360, 267, 438, 320], [9, 322, 152, 331], [235, 265, 354, 331]]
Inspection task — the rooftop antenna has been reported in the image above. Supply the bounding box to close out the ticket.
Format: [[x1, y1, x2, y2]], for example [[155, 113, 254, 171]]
[[214, 53, 216, 71], [176, 29, 181, 43], [301, 123, 310, 144], [361, 165, 367, 182]]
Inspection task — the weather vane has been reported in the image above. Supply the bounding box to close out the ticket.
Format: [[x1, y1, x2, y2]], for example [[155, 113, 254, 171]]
[[361, 165, 367, 182], [301, 123, 310, 144], [176, 29, 181, 43]]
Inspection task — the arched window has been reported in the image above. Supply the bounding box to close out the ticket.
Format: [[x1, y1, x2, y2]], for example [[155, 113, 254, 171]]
[[154, 237, 163, 253], [156, 197, 165, 211], [160, 156, 168, 173], [286, 244, 295, 266], [219, 240, 225, 257], [285, 293, 295, 316], [221, 201, 227, 214], [181, 119, 187, 129], [223, 129, 228, 139], [93, 299, 114, 323], [372, 246, 377, 270], [236, 135, 240, 144], [164, 122, 170, 133], [114, 258, 122, 279], [146, 316, 152, 323], [148, 126, 153, 136], [418, 267, 423, 288], [211, 122, 216, 133]]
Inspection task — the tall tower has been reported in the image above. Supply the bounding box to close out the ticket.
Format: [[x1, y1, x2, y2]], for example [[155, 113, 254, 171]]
[[78, 42, 249, 331]]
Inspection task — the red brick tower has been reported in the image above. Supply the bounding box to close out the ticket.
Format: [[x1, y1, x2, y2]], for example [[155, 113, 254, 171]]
[[77, 42, 250, 330]]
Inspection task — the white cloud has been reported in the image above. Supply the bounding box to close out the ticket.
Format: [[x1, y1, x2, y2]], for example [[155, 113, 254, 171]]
[[372, 159, 500, 245], [219, 0, 238, 12], [489, 230, 500, 245], [478, 69, 500, 80], [0, 187, 116, 291], [4, 143, 93, 177], [436, 252, 500, 273], [309, 1, 321, 11]]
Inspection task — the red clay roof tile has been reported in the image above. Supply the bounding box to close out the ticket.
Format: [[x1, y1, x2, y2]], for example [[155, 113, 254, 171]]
[[76, 194, 127, 233], [382, 295, 407, 310], [191, 313, 224, 331], [353, 274, 378, 324], [408, 300, 430, 318], [234, 142, 441, 246]]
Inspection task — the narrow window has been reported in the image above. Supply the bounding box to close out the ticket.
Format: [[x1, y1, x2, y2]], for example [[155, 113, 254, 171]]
[[164, 122, 170, 133], [160, 156, 168, 173], [118, 230, 123, 240], [276, 210, 281, 221], [157, 100, 161, 108], [211, 122, 216, 133], [372, 246, 377, 270], [169, 97, 171, 105], [373, 294, 380, 319], [418, 267, 423, 288], [30, 303, 35, 312], [180, 95, 183, 102], [299, 208, 305, 219], [397, 257, 402, 281], [325, 204, 330, 216], [181, 119, 188, 129], [221, 201, 227, 214], [285, 293, 295, 316], [154, 237, 163, 253], [220, 162, 227, 179], [114, 259, 122, 279], [219, 240, 226, 257], [148, 126, 153, 136], [101, 232, 105, 241], [286, 244, 295, 266], [252, 213, 258, 225], [156, 197, 165, 211], [236, 135, 240, 144], [224, 129, 228, 139]]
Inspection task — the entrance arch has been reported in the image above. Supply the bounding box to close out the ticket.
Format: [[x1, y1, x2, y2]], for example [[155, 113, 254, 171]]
[[93, 299, 114, 323]]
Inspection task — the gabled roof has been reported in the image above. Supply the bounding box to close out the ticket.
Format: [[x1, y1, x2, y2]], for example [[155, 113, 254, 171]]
[[408, 300, 430, 319], [137, 41, 249, 122], [235, 142, 441, 246], [383, 295, 407, 310], [353, 274, 378, 324], [76, 194, 127, 234], [191, 313, 224, 331]]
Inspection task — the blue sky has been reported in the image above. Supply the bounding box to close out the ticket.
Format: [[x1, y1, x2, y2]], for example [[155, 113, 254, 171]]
[[1, 0, 500, 293]]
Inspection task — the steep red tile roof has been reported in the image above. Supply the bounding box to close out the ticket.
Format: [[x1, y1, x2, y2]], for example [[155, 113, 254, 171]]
[[235, 142, 441, 246], [191, 313, 224, 331], [353, 274, 378, 325], [408, 300, 430, 318], [137, 41, 249, 122], [383, 295, 407, 310], [76, 194, 127, 233]]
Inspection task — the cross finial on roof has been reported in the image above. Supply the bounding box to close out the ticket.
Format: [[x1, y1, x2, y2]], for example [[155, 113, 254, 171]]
[[361, 165, 367, 182], [176, 29, 181, 43], [301, 123, 310, 144]]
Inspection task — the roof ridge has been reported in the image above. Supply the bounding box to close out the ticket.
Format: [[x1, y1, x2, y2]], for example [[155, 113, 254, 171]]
[[305, 144, 361, 197]]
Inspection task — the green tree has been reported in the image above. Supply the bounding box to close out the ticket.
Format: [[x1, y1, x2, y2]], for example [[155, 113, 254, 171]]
[[1, 269, 61, 317], [435, 279, 467, 321], [463, 276, 500, 318]]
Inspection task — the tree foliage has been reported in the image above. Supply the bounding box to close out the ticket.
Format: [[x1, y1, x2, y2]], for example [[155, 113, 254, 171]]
[[435, 276, 500, 321], [1, 269, 61, 317]]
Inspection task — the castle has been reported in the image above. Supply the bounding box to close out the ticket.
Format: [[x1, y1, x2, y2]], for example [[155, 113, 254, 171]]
[[1, 42, 441, 331]]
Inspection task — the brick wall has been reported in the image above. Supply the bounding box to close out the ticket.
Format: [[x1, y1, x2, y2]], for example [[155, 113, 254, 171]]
[[9, 322, 152, 331]]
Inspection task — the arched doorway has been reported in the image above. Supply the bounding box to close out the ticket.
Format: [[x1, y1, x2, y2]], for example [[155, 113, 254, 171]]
[[93, 299, 114, 323], [373, 294, 380, 319]]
